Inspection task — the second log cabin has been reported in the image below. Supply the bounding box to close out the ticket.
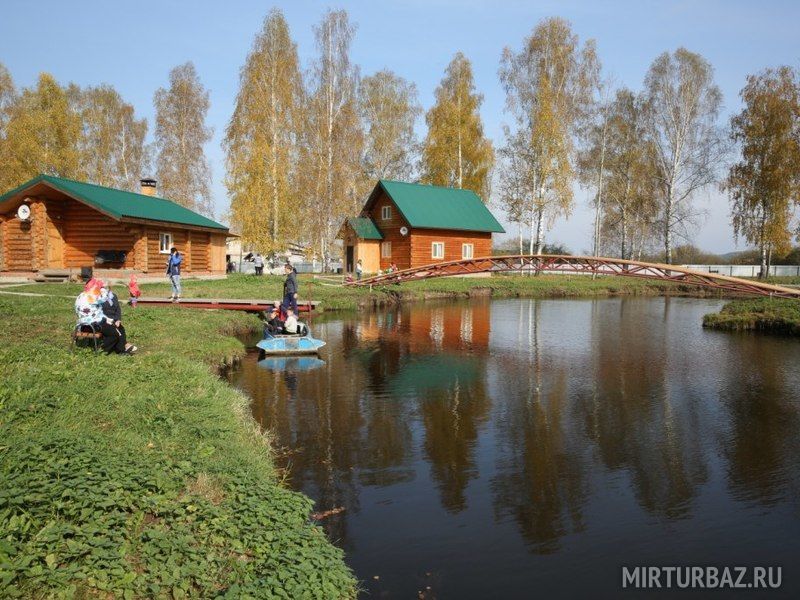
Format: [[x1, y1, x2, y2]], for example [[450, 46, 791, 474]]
[[338, 180, 505, 275]]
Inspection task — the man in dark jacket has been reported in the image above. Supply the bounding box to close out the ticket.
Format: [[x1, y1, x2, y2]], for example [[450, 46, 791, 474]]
[[282, 263, 298, 313], [100, 283, 137, 354]]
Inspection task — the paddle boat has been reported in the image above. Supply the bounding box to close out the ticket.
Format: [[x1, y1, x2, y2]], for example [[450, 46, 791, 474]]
[[256, 322, 326, 356]]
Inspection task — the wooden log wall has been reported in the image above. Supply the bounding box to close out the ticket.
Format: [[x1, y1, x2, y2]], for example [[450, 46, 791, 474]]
[[2, 214, 33, 271], [191, 231, 210, 271], [368, 190, 411, 271], [409, 229, 492, 269], [62, 202, 135, 269]]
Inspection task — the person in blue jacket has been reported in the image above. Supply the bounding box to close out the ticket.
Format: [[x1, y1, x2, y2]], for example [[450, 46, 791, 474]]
[[166, 247, 183, 301]]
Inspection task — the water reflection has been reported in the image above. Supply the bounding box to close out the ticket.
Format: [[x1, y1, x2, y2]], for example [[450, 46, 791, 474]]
[[230, 297, 800, 597]]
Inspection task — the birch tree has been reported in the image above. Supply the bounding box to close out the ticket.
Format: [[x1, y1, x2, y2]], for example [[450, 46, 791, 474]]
[[0, 62, 18, 192], [726, 66, 800, 278], [72, 84, 149, 191], [421, 52, 494, 197], [643, 48, 724, 264], [359, 69, 420, 181], [600, 89, 658, 259], [577, 77, 614, 258], [499, 17, 597, 255], [224, 8, 303, 255], [497, 126, 532, 254], [154, 62, 213, 215], [302, 9, 364, 266], [3, 72, 82, 185]]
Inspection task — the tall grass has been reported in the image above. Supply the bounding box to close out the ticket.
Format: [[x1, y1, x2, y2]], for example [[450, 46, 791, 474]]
[[0, 295, 356, 598]]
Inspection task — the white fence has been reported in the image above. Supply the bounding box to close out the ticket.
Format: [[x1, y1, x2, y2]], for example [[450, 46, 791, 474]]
[[683, 265, 800, 278]]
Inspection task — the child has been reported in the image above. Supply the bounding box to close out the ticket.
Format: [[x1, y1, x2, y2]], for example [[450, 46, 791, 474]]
[[128, 274, 141, 307]]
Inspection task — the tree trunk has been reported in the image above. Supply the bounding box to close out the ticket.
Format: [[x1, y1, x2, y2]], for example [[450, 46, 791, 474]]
[[620, 204, 628, 260], [664, 189, 673, 264]]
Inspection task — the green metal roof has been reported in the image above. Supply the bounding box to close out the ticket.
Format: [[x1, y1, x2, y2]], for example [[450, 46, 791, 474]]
[[0, 174, 229, 231], [372, 180, 505, 233], [346, 217, 383, 240]]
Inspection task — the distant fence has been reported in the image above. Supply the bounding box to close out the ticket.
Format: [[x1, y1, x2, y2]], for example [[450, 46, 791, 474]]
[[683, 265, 800, 278]]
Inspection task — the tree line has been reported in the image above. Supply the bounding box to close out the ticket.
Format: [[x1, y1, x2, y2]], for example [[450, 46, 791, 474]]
[[0, 9, 798, 275], [0, 62, 212, 216]]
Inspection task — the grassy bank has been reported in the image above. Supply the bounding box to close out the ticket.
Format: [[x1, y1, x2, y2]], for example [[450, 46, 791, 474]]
[[0, 293, 356, 598], [5, 272, 725, 311], [703, 297, 800, 335]]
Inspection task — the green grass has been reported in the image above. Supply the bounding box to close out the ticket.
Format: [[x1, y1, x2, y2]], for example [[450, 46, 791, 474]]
[[0, 294, 356, 599], [703, 297, 800, 335], [2, 272, 723, 311]]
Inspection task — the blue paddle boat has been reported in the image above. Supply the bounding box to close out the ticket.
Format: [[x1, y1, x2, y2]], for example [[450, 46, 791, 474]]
[[256, 322, 326, 356]]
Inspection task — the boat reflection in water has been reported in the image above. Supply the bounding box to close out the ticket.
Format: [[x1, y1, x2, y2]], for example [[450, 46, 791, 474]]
[[257, 355, 326, 372], [230, 297, 800, 599]]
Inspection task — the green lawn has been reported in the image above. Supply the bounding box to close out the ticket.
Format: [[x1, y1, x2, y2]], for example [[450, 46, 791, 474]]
[[0, 293, 356, 599], [703, 297, 800, 335], [3, 271, 724, 311]]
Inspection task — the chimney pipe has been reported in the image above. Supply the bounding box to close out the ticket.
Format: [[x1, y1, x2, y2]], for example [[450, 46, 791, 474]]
[[140, 178, 157, 196]]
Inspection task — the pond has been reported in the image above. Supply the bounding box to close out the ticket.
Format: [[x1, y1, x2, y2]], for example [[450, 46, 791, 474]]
[[229, 297, 800, 598]]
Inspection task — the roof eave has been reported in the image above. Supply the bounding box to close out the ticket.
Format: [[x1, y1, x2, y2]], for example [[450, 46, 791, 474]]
[[119, 216, 229, 234]]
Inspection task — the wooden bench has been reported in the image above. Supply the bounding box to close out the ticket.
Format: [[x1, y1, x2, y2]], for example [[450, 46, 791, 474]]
[[71, 324, 103, 352]]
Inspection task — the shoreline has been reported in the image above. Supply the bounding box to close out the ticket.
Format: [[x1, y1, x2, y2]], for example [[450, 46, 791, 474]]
[[703, 297, 800, 336]]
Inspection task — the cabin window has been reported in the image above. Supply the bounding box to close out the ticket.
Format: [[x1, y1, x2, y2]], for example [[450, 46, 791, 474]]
[[381, 241, 392, 258], [381, 205, 392, 220], [432, 242, 444, 259], [462, 243, 474, 259], [159, 232, 173, 254]]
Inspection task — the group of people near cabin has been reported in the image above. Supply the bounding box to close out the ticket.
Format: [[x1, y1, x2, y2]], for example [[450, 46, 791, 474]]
[[74, 255, 305, 356]]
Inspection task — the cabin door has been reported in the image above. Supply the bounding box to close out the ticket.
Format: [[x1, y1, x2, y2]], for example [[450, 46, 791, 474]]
[[46, 217, 65, 268], [346, 245, 354, 273]]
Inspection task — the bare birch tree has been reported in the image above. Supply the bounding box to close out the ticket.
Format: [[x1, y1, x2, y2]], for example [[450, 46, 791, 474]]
[[643, 48, 724, 264], [154, 62, 213, 215], [224, 8, 303, 255], [577, 77, 614, 259], [72, 84, 149, 191], [302, 9, 364, 267], [359, 69, 420, 181], [600, 89, 659, 259], [499, 17, 597, 255]]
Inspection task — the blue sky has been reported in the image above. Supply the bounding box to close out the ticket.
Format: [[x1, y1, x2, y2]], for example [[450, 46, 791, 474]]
[[2, 0, 799, 253]]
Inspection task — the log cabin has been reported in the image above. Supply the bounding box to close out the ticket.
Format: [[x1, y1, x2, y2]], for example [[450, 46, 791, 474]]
[[0, 175, 231, 277], [337, 180, 505, 274]]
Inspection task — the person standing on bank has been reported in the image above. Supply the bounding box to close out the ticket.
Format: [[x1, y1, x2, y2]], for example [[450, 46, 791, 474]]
[[166, 247, 182, 301], [282, 263, 298, 313], [254, 253, 264, 275], [356, 259, 363, 281]]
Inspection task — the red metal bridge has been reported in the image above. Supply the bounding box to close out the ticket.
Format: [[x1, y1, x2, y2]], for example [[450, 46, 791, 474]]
[[347, 254, 800, 299]]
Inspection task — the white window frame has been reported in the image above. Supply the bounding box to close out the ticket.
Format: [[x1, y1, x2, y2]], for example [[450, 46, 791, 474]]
[[159, 232, 173, 254], [381, 241, 392, 258], [381, 205, 392, 220], [432, 242, 444, 259], [462, 243, 474, 259]]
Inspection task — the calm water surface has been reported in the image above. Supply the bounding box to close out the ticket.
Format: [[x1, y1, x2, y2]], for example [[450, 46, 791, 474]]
[[229, 297, 800, 598]]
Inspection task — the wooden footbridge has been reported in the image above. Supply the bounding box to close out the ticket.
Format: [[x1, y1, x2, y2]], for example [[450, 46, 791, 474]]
[[135, 297, 319, 314], [347, 255, 800, 299]]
